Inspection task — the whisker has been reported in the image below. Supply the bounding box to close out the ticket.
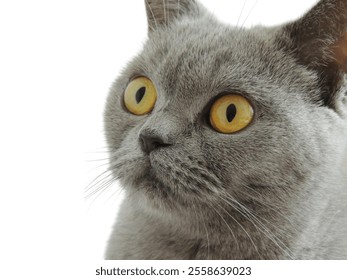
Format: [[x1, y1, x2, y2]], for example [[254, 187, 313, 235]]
[[225, 192, 292, 241], [85, 162, 112, 179], [145, 0, 159, 30], [105, 185, 125, 204], [214, 201, 262, 259], [85, 177, 117, 208], [85, 174, 115, 200], [209, 203, 237, 246], [85, 168, 112, 192], [242, 0, 258, 28], [237, 187, 297, 229], [162, 0, 167, 26], [237, 0, 247, 27], [192, 203, 210, 259], [219, 192, 296, 259]]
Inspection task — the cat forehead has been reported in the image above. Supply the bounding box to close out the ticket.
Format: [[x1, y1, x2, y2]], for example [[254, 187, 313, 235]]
[[144, 21, 274, 77], [136, 20, 314, 102]]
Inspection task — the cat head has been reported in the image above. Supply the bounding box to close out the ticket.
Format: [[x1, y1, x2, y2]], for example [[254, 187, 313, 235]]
[[104, 0, 347, 217]]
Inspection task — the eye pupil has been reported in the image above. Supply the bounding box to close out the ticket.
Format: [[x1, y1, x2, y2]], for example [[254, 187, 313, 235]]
[[135, 87, 146, 104], [226, 104, 237, 122]]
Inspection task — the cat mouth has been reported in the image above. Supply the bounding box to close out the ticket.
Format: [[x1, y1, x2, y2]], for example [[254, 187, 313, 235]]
[[113, 150, 172, 191], [142, 153, 175, 188], [112, 145, 222, 203], [148, 151, 221, 194]]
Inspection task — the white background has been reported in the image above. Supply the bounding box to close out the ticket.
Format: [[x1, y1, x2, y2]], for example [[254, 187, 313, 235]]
[[0, 0, 320, 279]]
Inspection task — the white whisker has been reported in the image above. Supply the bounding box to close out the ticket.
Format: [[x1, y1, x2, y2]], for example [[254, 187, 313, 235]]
[[85, 168, 112, 193], [238, 186, 297, 229], [86, 177, 117, 209], [219, 191, 296, 259], [162, 0, 167, 26], [237, 0, 247, 27], [192, 203, 210, 259], [145, 0, 159, 30], [209, 203, 237, 246], [85, 174, 115, 200], [214, 202, 261, 258], [242, 0, 258, 28]]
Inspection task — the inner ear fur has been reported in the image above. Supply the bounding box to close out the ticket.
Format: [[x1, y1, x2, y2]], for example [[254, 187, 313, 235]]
[[279, 0, 347, 108], [332, 32, 347, 72]]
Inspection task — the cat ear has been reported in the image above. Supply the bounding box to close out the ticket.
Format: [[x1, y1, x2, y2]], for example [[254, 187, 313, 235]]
[[281, 0, 347, 108], [144, 0, 201, 32]]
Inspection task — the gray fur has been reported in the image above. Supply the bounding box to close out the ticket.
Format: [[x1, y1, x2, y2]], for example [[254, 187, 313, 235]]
[[103, 0, 347, 259]]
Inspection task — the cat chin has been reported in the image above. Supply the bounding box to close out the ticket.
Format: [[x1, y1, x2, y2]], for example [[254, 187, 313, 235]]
[[119, 163, 212, 216]]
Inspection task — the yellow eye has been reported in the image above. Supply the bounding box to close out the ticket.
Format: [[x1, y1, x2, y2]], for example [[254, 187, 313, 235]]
[[124, 77, 157, 115], [209, 94, 254, 134]]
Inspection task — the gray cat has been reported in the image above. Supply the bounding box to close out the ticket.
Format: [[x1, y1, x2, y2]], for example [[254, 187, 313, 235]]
[[103, 0, 347, 259]]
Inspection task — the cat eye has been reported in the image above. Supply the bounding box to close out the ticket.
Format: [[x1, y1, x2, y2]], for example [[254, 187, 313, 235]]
[[124, 77, 157, 115], [209, 94, 254, 134]]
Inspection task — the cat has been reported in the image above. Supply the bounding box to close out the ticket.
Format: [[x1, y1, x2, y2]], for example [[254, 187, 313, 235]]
[[103, 0, 347, 259]]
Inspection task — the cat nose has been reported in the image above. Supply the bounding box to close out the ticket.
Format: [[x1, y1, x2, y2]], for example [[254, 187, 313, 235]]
[[139, 132, 172, 154]]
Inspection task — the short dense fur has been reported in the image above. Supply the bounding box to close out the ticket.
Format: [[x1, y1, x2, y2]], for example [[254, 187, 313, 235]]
[[104, 0, 347, 259]]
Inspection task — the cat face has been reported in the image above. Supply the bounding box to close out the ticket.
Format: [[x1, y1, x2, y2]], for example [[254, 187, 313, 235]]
[[104, 0, 347, 216]]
